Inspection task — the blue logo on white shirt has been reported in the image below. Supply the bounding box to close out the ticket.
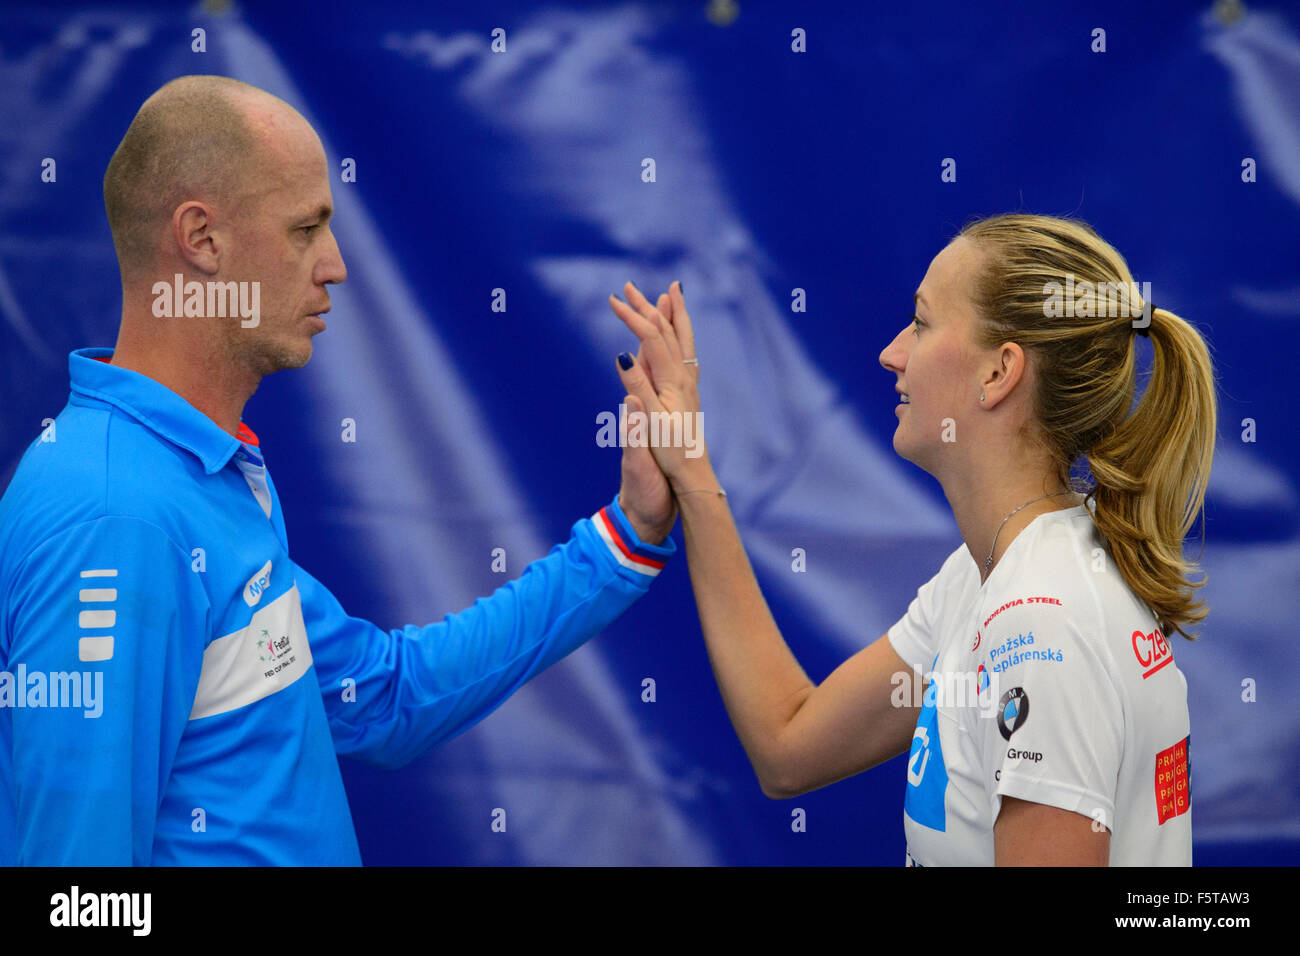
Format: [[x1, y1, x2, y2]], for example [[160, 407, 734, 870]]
[[904, 653, 949, 832]]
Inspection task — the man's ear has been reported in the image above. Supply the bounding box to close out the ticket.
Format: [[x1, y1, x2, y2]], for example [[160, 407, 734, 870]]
[[172, 201, 221, 275]]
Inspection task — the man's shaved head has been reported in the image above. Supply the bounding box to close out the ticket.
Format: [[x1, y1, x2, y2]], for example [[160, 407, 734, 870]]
[[103, 74, 344, 405], [103, 74, 297, 278]]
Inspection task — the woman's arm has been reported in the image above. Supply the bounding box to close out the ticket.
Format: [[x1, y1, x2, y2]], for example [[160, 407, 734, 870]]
[[674, 487, 921, 797], [995, 797, 1110, 865], [610, 281, 920, 797]]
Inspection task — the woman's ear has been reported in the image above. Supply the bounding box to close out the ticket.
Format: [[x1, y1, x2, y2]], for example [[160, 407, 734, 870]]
[[980, 342, 1026, 408]]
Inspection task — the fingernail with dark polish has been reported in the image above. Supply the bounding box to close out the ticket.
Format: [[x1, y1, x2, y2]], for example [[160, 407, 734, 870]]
[[618, 352, 634, 370]]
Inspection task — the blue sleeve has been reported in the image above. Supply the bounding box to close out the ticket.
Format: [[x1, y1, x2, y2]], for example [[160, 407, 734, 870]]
[[2, 517, 208, 865], [300, 494, 675, 769]]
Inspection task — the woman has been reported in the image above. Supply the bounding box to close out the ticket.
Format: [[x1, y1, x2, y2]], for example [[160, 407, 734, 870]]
[[608, 213, 1217, 866]]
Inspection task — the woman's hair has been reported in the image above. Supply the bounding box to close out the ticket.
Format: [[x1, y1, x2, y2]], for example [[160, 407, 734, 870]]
[[956, 213, 1218, 641]]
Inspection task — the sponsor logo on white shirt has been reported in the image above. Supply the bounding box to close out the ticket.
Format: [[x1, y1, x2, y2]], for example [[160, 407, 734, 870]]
[[1155, 735, 1191, 824], [987, 631, 1066, 673], [997, 687, 1030, 740], [1132, 627, 1173, 679]]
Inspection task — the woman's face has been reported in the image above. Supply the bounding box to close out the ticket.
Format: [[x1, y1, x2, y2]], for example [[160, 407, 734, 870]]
[[878, 237, 989, 474]]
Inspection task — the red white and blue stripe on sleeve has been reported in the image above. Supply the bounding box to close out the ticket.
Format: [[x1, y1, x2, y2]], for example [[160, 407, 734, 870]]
[[590, 495, 673, 577]]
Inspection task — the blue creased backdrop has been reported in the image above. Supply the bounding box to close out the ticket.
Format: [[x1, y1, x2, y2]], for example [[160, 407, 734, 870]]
[[1, 0, 1297, 864]]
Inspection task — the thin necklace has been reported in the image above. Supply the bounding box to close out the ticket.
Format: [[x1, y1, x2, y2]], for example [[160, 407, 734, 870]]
[[983, 492, 1075, 580]]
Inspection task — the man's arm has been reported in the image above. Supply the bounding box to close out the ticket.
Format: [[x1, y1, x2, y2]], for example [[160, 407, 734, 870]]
[[302, 494, 675, 769], [3, 517, 207, 865]]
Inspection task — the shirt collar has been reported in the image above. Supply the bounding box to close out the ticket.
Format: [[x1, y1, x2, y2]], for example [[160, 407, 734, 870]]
[[68, 347, 260, 475]]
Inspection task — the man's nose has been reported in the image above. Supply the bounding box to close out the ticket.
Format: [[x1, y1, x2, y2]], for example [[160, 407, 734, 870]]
[[319, 228, 347, 285]]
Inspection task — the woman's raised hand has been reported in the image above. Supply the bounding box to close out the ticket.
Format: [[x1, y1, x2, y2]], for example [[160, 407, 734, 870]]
[[608, 280, 713, 489]]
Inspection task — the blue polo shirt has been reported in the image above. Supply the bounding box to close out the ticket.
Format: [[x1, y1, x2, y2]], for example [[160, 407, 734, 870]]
[[0, 347, 674, 865]]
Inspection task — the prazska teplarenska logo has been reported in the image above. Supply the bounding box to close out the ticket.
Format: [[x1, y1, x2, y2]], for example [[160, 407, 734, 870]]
[[997, 687, 1030, 741]]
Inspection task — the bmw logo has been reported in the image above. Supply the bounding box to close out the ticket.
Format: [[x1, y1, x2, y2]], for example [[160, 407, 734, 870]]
[[997, 687, 1029, 741]]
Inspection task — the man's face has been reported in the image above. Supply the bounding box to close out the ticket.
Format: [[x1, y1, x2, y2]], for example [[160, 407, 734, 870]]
[[878, 236, 987, 475], [222, 108, 346, 376]]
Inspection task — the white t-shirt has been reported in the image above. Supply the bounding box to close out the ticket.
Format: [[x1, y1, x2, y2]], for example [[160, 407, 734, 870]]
[[887, 502, 1192, 866]]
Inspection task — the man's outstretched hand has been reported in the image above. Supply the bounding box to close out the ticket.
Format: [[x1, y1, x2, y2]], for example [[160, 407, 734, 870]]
[[618, 390, 677, 545]]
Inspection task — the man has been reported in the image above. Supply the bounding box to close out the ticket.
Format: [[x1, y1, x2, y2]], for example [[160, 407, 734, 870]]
[[0, 75, 677, 865]]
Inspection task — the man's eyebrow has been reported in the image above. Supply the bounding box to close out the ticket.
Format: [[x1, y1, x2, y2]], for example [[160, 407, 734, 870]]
[[914, 291, 927, 306], [298, 205, 333, 223]]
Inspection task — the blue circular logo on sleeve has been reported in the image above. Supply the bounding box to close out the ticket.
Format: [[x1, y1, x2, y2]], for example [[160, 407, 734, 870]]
[[997, 687, 1030, 740]]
